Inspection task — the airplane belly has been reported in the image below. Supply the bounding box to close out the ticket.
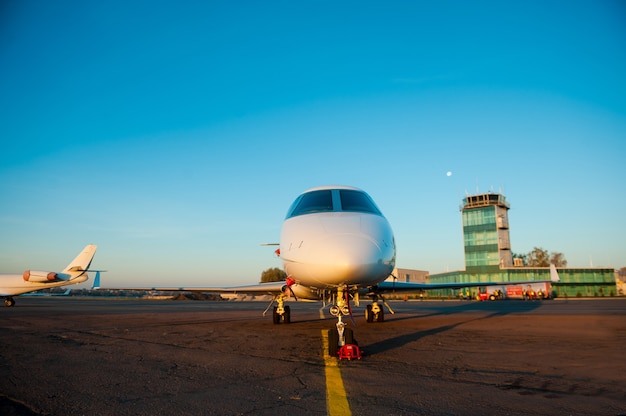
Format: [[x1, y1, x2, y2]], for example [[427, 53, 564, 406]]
[[283, 256, 394, 287]]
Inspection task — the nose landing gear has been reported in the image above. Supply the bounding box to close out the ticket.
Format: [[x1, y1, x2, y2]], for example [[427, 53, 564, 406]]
[[327, 286, 362, 359]]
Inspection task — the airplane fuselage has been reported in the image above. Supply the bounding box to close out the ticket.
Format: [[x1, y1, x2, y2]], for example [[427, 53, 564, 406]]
[[1, 244, 97, 306], [0, 274, 88, 296], [280, 186, 396, 288]]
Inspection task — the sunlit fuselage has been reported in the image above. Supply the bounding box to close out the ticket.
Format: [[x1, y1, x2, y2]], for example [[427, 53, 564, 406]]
[[279, 186, 396, 288]]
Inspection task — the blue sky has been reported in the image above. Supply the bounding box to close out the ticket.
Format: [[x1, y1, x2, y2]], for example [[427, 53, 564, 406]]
[[1, 1, 625, 286]]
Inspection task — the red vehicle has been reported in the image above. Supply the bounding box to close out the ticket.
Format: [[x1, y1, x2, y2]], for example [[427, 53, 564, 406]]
[[475, 283, 553, 301], [476, 287, 505, 301]]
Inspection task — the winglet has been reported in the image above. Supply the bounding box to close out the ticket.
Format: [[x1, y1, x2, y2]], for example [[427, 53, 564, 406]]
[[549, 264, 560, 283]]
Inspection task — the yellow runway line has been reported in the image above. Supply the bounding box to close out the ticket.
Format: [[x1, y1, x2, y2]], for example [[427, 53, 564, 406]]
[[322, 330, 352, 416]]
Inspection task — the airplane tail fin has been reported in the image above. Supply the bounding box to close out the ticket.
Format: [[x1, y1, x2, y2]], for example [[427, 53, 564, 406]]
[[92, 271, 101, 289], [549, 264, 561, 283], [62, 245, 98, 277]]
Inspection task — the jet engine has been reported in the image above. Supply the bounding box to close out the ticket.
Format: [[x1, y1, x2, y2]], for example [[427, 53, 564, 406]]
[[22, 270, 68, 282]]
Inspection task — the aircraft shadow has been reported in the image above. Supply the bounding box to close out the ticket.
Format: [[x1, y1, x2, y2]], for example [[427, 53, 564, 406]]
[[287, 300, 544, 326], [363, 302, 543, 356], [390, 299, 543, 319], [363, 322, 463, 356]]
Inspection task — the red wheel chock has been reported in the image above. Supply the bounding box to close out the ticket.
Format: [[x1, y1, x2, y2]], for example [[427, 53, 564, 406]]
[[337, 344, 362, 360]]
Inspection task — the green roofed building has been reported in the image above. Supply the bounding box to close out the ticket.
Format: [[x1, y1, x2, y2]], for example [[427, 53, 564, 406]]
[[428, 192, 617, 298]]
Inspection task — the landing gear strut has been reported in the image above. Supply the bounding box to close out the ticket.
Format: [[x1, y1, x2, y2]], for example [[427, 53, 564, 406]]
[[365, 293, 394, 323], [265, 293, 291, 324], [365, 303, 383, 322], [327, 316, 356, 357], [327, 286, 359, 357]]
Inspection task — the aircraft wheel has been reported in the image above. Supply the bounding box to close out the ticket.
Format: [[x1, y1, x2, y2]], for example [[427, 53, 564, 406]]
[[328, 328, 339, 357], [283, 305, 291, 323], [365, 305, 374, 323], [5, 297, 15, 307], [376, 308, 385, 322], [344, 327, 356, 345], [272, 306, 281, 324]]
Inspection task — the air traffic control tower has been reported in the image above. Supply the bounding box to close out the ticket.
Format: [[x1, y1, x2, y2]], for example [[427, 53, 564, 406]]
[[461, 193, 513, 274], [426, 191, 617, 298]]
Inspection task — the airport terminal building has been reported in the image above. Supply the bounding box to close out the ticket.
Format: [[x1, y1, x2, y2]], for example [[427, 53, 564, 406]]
[[424, 192, 617, 298]]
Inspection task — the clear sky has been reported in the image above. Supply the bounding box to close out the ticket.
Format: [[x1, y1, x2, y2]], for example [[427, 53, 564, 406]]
[[1, 1, 625, 287]]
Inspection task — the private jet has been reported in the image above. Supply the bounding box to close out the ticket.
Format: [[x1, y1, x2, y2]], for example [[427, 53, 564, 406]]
[[1, 244, 98, 307], [105, 186, 559, 356]]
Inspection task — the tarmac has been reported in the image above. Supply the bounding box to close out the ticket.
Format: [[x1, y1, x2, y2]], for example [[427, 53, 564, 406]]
[[1, 297, 625, 416]]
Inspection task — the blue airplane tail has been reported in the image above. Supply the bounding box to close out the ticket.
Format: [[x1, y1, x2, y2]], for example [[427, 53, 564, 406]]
[[92, 271, 101, 289]]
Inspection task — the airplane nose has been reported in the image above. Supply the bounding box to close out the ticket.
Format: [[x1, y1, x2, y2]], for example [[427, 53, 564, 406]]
[[315, 234, 393, 284], [281, 213, 396, 286]]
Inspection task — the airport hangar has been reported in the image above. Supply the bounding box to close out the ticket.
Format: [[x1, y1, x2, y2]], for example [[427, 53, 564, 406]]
[[390, 192, 618, 299]]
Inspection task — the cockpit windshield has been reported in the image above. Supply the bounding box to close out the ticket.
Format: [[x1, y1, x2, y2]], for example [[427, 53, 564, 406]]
[[287, 190, 333, 217], [286, 188, 382, 218], [339, 189, 381, 215]]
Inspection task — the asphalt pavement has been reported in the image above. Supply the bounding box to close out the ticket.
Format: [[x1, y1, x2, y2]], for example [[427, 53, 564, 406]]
[[1, 297, 625, 415]]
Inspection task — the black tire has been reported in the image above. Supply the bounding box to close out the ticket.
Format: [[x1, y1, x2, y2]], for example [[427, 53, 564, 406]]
[[5, 297, 15, 307], [365, 305, 374, 323], [328, 328, 339, 357], [344, 327, 356, 345], [272, 306, 280, 324], [283, 305, 291, 323]]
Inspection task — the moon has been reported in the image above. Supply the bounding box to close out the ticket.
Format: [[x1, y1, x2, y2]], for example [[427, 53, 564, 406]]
[[446, 171, 452, 177]]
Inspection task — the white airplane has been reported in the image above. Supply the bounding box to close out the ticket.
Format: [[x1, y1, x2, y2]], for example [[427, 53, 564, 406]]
[[1, 244, 98, 307], [103, 186, 559, 356]]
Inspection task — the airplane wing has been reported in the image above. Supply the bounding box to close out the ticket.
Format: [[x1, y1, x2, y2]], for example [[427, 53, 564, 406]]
[[374, 280, 532, 292], [150, 282, 287, 295], [98, 280, 287, 295], [373, 264, 560, 293]]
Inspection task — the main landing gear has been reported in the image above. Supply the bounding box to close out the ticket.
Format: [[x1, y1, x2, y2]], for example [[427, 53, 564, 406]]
[[265, 293, 291, 324], [365, 294, 393, 323], [4, 297, 15, 307]]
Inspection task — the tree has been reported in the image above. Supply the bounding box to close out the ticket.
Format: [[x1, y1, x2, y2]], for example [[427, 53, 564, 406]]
[[260, 267, 287, 283], [549, 252, 568, 267], [527, 247, 550, 266], [526, 247, 567, 267]]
